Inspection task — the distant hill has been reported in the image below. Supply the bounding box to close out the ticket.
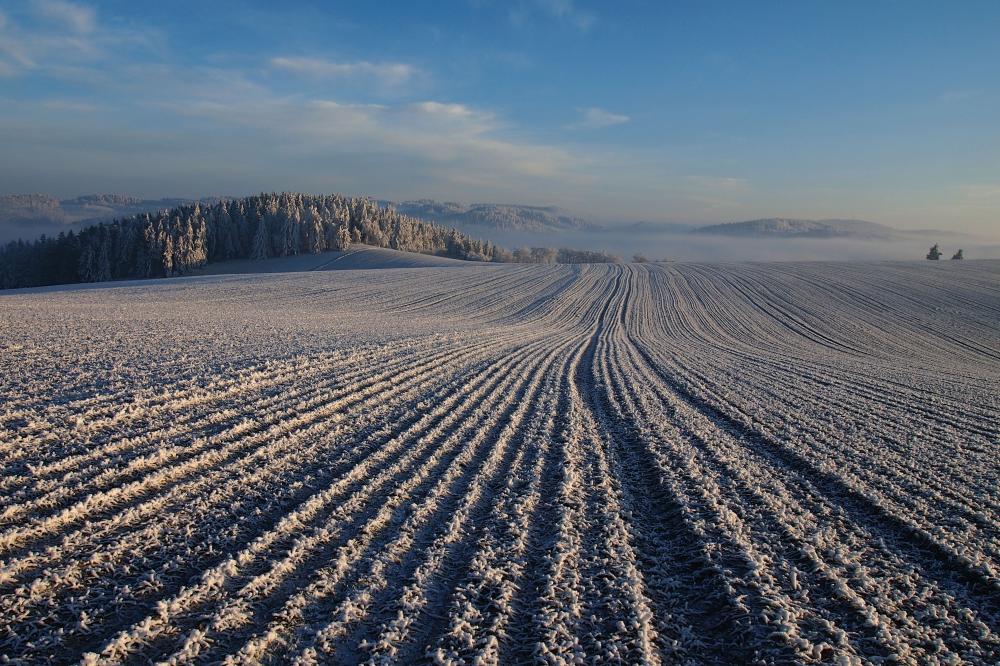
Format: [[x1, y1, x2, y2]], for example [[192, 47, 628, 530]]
[[0, 194, 64, 222], [695, 218, 899, 239], [380, 204, 941, 241], [5, 194, 979, 245], [384, 200, 603, 232], [0, 194, 208, 242]]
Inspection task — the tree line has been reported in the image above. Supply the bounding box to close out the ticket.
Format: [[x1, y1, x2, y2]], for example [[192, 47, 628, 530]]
[[0, 192, 620, 289]]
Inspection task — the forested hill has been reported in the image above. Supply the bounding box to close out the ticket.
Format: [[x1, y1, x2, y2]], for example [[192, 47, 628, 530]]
[[384, 200, 600, 232], [0, 192, 619, 289]]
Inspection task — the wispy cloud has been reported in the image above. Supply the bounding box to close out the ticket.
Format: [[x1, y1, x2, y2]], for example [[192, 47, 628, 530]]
[[481, 0, 596, 32], [310, 100, 387, 111], [270, 56, 419, 87], [568, 107, 630, 130], [0, 11, 38, 72], [0, 3, 610, 207], [534, 0, 595, 31], [0, 1, 162, 78], [200, 91, 579, 182], [40, 98, 98, 112], [127, 52, 582, 188], [33, 0, 96, 34], [409, 101, 492, 124]]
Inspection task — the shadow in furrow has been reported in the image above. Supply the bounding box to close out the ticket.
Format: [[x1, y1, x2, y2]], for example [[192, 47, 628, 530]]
[[343, 350, 567, 664], [573, 271, 765, 664], [631, 341, 1000, 626]]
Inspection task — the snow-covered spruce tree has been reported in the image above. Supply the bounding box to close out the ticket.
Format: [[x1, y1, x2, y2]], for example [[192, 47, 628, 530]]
[[302, 206, 326, 255], [159, 233, 174, 276], [250, 216, 269, 261], [335, 225, 351, 251]]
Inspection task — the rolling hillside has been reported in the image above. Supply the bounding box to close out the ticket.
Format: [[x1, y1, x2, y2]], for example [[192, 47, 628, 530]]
[[695, 217, 899, 239]]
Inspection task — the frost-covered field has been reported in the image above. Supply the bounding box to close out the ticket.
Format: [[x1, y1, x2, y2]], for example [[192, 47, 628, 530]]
[[1, 260, 998, 664]]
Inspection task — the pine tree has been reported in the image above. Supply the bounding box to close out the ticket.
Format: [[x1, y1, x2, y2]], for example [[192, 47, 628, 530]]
[[78, 243, 96, 282], [191, 218, 208, 268], [95, 232, 111, 281], [162, 234, 175, 276], [251, 217, 269, 260], [335, 224, 351, 251], [136, 224, 154, 277]]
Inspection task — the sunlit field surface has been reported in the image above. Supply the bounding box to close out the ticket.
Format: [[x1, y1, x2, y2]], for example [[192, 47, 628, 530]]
[[1, 260, 998, 664]]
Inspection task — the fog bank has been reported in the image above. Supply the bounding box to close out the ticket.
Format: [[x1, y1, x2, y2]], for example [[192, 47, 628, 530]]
[[458, 228, 1000, 262]]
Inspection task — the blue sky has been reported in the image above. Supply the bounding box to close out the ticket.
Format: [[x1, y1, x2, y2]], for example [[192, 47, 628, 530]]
[[0, 0, 998, 233]]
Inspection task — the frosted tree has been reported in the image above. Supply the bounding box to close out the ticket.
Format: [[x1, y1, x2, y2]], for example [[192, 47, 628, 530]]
[[190, 218, 208, 268], [116, 221, 139, 277], [136, 224, 156, 278], [303, 206, 326, 254], [95, 233, 112, 281], [251, 217, 269, 260], [282, 205, 301, 256], [77, 243, 96, 282], [335, 224, 351, 251], [161, 234, 175, 276]]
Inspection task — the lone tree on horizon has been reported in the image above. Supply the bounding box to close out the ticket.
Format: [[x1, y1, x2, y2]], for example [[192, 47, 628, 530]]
[[927, 244, 942, 260], [952, 249, 964, 260]]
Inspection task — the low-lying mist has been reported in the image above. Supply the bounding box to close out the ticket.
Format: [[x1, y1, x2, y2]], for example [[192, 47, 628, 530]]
[[466, 228, 1000, 263]]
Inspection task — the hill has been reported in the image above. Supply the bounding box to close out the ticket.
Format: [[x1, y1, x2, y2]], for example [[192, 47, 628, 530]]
[[0, 193, 203, 242], [385, 200, 602, 232], [1, 195, 606, 242], [0, 193, 511, 289], [695, 218, 898, 239], [0, 193, 620, 289]]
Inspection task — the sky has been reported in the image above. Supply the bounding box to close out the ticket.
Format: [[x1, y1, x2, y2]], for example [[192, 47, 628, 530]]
[[0, 0, 998, 235]]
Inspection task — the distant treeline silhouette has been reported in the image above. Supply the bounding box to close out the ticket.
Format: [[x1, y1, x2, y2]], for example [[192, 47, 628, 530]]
[[0, 192, 620, 289]]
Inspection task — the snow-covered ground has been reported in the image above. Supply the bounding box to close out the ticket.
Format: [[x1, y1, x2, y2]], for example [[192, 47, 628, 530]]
[[0, 258, 998, 664], [192, 244, 474, 275]]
